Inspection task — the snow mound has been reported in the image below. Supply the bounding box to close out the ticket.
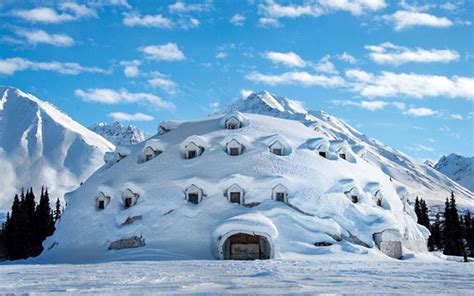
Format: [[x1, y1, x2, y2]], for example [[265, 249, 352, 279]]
[[39, 112, 430, 263]]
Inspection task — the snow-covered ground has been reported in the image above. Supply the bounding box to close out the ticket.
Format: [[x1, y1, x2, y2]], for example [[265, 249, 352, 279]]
[[1, 258, 473, 294]]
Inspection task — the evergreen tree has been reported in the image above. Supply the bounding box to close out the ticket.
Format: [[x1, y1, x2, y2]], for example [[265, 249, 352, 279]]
[[443, 192, 463, 256], [419, 199, 430, 230], [414, 196, 421, 222], [430, 213, 442, 251], [462, 211, 474, 256], [53, 198, 61, 222]]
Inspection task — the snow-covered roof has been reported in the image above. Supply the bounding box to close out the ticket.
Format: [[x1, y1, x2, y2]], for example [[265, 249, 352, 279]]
[[222, 134, 250, 148], [301, 137, 330, 152], [213, 213, 278, 242], [115, 146, 132, 156], [180, 135, 209, 152], [158, 120, 182, 134], [352, 145, 367, 157], [142, 139, 165, 153], [272, 183, 288, 192], [330, 140, 350, 153], [219, 111, 249, 128]]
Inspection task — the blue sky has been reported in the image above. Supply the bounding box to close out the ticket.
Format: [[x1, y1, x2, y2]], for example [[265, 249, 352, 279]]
[[0, 0, 473, 161]]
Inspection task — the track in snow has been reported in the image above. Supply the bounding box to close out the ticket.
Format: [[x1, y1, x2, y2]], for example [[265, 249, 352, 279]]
[[1, 259, 473, 294]]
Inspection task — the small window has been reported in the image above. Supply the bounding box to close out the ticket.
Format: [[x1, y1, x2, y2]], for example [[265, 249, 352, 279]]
[[188, 193, 199, 204], [275, 192, 285, 202], [351, 195, 358, 203], [230, 192, 241, 204], [145, 154, 152, 161], [272, 148, 282, 156], [188, 150, 197, 159], [124, 197, 132, 208], [98, 200, 105, 210], [229, 147, 239, 156], [319, 151, 327, 158], [376, 199, 382, 207], [339, 153, 346, 160]]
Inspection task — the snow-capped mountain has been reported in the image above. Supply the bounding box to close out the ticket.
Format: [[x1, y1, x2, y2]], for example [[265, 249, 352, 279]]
[[434, 154, 473, 192], [0, 87, 115, 212], [40, 111, 430, 263], [225, 91, 473, 210], [90, 121, 147, 146]]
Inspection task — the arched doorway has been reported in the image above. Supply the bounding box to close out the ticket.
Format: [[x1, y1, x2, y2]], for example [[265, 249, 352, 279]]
[[222, 233, 271, 260]]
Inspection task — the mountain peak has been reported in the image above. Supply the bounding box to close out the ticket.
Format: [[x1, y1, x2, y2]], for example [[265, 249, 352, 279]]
[[89, 121, 147, 146]]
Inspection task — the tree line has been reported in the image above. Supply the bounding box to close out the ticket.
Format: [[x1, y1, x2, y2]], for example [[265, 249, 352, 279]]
[[414, 192, 474, 261], [0, 187, 61, 260]]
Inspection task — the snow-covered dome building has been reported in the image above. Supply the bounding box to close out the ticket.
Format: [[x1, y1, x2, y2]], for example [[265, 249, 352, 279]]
[[39, 112, 430, 263]]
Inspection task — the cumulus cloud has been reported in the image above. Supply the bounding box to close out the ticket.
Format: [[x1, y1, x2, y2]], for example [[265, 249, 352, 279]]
[[178, 16, 200, 29], [264, 51, 306, 67], [403, 107, 439, 117], [123, 13, 173, 28], [258, 0, 318, 19], [317, 0, 387, 16], [258, 17, 282, 28], [88, 0, 131, 8], [74, 88, 175, 109], [230, 14, 245, 26], [216, 52, 227, 59], [345, 69, 474, 100], [332, 99, 406, 112], [148, 73, 178, 95], [383, 10, 453, 30], [119, 60, 141, 77], [140, 43, 185, 61], [338, 52, 357, 64], [366, 42, 459, 65], [12, 28, 74, 47], [108, 112, 154, 121], [169, 1, 212, 13], [0, 57, 106, 75], [314, 55, 338, 74], [11, 3, 97, 23], [246, 71, 345, 87]]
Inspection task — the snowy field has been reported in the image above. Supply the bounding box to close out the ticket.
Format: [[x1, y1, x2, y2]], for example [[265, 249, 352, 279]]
[[1, 258, 473, 294]]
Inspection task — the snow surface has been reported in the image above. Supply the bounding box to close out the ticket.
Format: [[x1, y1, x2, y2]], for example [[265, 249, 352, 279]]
[[1, 258, 473, 294], [435, 154, 474, 193], [225, 91, 474, 210], [90, 121, 147, 146], [0, 87, 115, 211], [39, 112, 429, 263]]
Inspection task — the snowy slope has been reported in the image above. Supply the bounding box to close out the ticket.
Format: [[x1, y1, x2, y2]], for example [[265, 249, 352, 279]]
[[40, 112, 431, 263], [0, 86, 115, 211], [90, 121, 147, 146], [435, 154, 474, 192], [225, 91, 474, 209]]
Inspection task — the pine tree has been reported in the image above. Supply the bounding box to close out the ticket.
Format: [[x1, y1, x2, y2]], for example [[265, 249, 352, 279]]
[[463, 211, 474, 256], [420, 199, 430, 230], [53, 198, 61, 222], [443, 192, 463, 256], [430, 213, 442, 251], [414, 196, 421, 222]]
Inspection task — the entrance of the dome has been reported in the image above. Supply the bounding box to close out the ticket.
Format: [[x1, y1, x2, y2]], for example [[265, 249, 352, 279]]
[[223, 233, 271, 260]]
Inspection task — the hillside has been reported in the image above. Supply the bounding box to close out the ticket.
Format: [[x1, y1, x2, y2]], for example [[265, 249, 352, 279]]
[[435, 154, 474, 192], [0, 87, 114, 211]]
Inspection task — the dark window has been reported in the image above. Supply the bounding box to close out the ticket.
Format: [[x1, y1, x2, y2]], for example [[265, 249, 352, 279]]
[[188, 150, 197, 159], [272, 148, 282, 156], [98, 200, 105, 209], [227, 123, 237, 130], [188, 193, 199, 204], [376, 199, 382, 206], [230, 192, 241, 204], [124, 197, 132, 208], [340, 153, 346, 160], [275, 192, 285, 202], [145, 154, 152, 161], [319, 151, 327, 158], [229, 147, 240, 156], [351, 195, 358, 203]]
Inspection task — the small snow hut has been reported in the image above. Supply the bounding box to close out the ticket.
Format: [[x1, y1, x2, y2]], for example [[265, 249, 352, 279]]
[[272, 184, 288, 203], [122, 189, 140, 208], [114, 146, 131, 162], [96, 192, 111, 210], [185, 141, 204, 159], [226, 184, 245, 205], [185, 184, 204, 204], [269, 140, 285, 156], [373, 229, 402, 259], [226, 138, 244, 156], [141, 139, 164, 162], [225, 116, 242, 130], [344, 187, 361, 204], [331, 140, 350, 160], [314, 138, 330, 158]]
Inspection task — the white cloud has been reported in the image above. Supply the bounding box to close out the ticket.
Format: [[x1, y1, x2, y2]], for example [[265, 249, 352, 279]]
[[449, 113, 463, 120], [332, 100, 405, 111], [346, 69, 474, 100], [258, 17, 282, 28], [383, 10, 453, 30], [11, 3, 96, 23], [88, 0, 131, 8], [366, 42, 459, 65], [403, 107, 439, 117], [169, 1, 212, 13], [148, 73, 178, 95], [264, 51, 306, 67], [338, 52, 357, 64], [314, 55, 338, 74], [119, 60, 141, 77], [178, 17, 200, 29], [317, 0, 387, 16], [108, 112, 154, 122], [240, 89, 254, 99], [13, 28, 74, 47], [258, 0, 318, 18], [216, 52, 227, 59], [123, 13, 173, 28], [230, 14, 245, 26], [140, 43, 185, 61], [0, 57, 105, 75], [246, 71, 345, 87], [74, 88, 175, 109]]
